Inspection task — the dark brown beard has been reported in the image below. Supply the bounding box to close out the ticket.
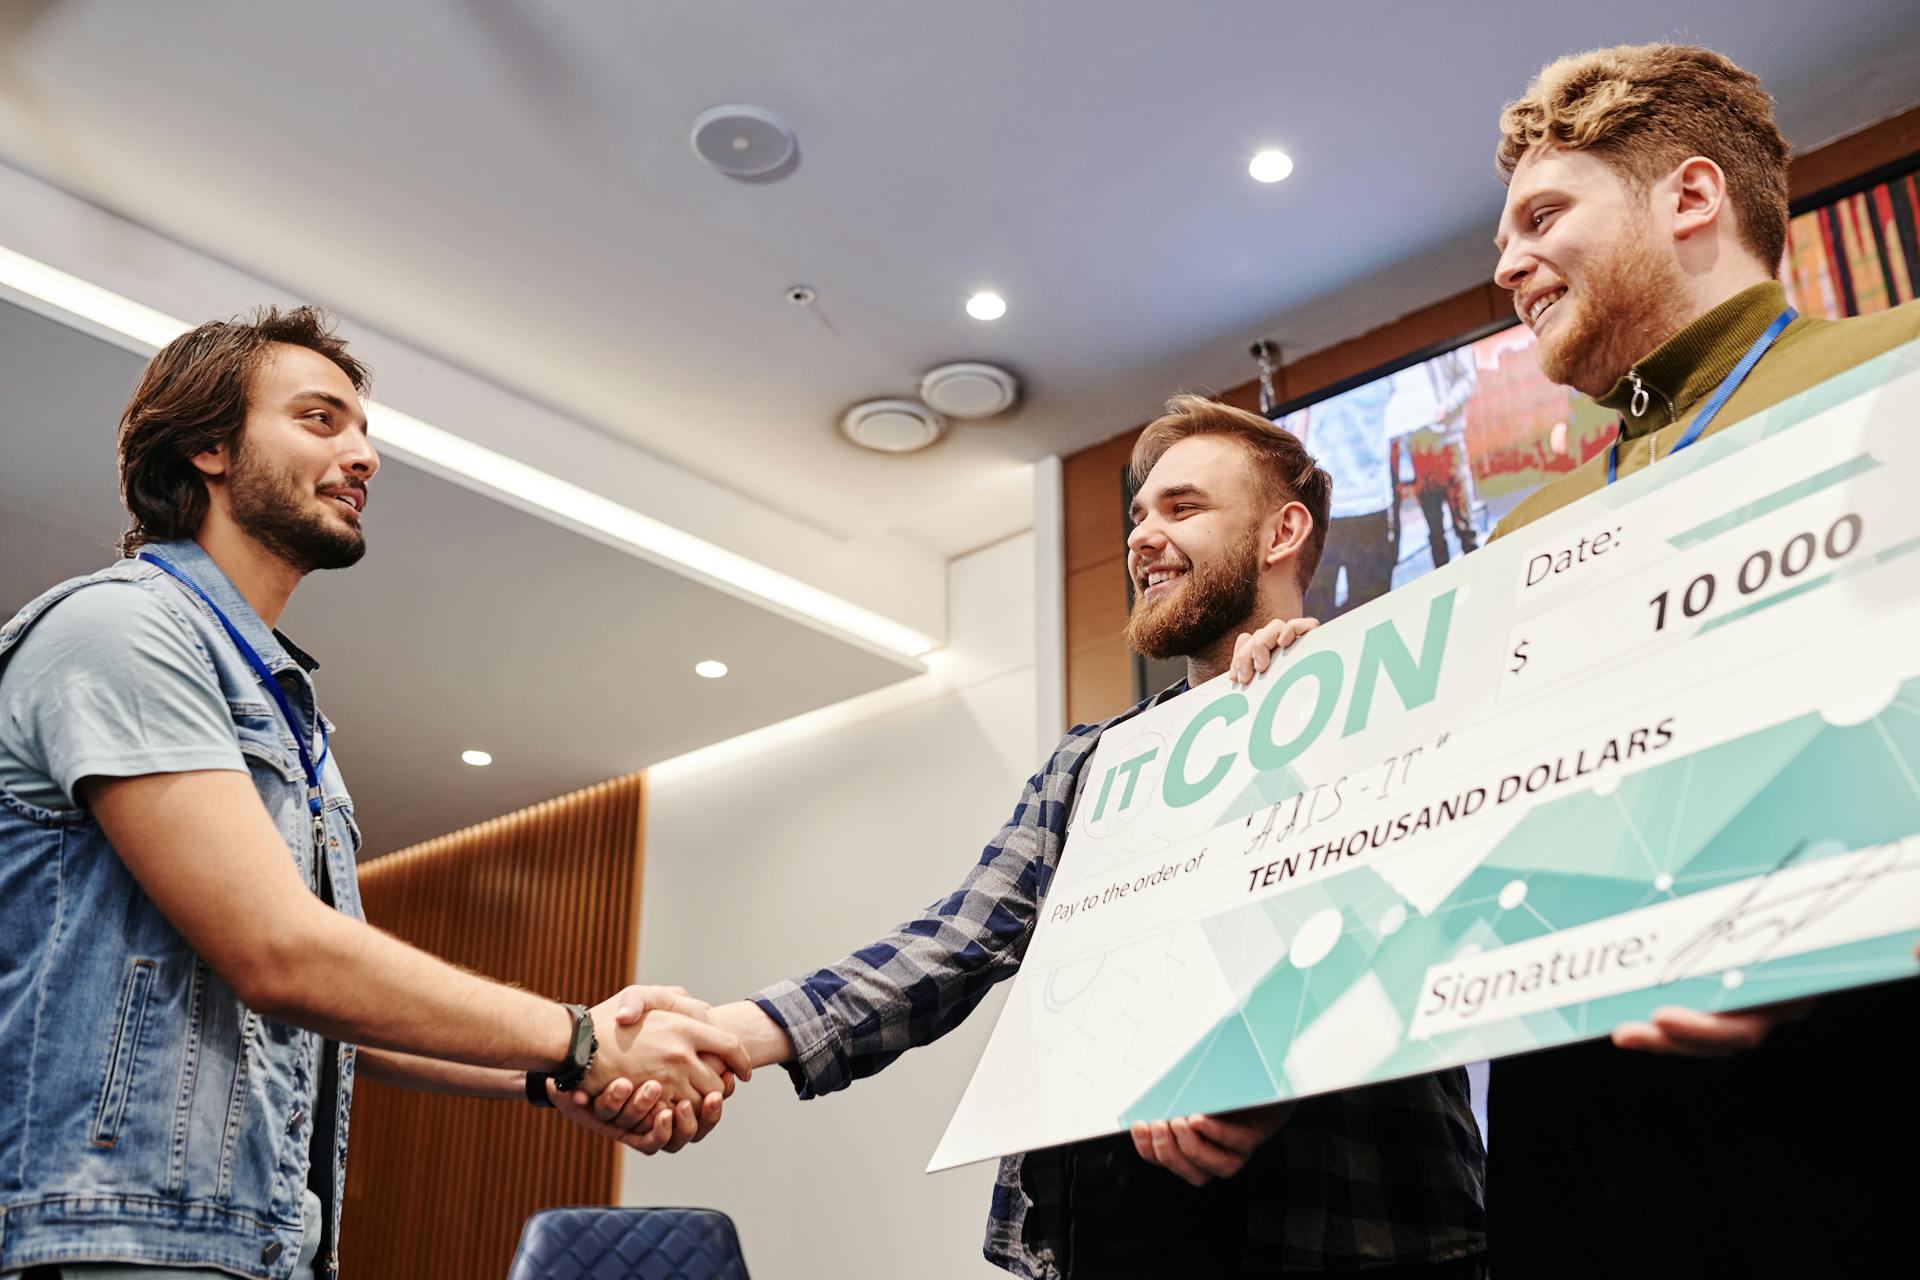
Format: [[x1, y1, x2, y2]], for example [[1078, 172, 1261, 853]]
[[1535, 214, 1691, 398], [226, 435, 366, 573], [1124, 527, 1261, 661]]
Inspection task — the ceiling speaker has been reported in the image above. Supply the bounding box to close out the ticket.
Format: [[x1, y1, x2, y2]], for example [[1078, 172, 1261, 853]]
[[840, 399, 946, 454], [919, 361, 1019, 419], [690, 104, 796, 178]]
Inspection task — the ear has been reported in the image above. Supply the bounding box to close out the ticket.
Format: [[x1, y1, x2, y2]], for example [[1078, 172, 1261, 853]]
[[1668, 155, 1729, 243], [188, 441, 231, 481], [1262, 501, 1314, 572]]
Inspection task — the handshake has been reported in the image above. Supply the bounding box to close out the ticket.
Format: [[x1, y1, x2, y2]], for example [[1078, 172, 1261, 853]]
[[546, 984, 755, 1155]]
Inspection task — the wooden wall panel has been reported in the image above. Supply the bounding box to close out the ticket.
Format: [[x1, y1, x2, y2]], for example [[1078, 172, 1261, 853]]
[[1065, 560, 1129, 651], [1068, 632, 1136, 729], [1787, 104, 1920, 201], [1062, 432, 1136, 575], [1062, 432, 1138, 724], [1057, 113, 1920, 723], [340, 774, 647, 1280]]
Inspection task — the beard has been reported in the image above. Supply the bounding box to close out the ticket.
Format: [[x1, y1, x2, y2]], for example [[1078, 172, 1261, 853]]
[[227, 437, 366, 573], [1125, 527, 1261, 661], [1535, 215, 1692, 398]]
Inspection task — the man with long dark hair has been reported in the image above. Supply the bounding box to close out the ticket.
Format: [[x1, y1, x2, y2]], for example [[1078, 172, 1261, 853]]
[[0, 309, 747, 1279]]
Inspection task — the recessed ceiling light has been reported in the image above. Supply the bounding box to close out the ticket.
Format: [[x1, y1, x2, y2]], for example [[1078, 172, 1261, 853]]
[[1249, 149, 1295, 184], [461, 750, 493, 767], [965, 291, 1007, 321], [695, 660, 729, 679]]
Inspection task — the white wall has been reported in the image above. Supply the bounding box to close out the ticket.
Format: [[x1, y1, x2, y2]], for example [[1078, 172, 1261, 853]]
[[630, 530, 1047, 1279]]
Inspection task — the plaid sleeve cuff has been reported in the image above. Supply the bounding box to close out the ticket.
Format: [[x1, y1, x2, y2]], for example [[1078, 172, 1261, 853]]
[[751, 980, 849, 1100]]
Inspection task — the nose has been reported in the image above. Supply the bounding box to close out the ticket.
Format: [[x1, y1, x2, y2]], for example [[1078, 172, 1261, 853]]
[[341, 425, 379, 480], [1121, 514, 1159, 587], [1126, 517, 1156, 556], [1493, 240, 1531, 295]]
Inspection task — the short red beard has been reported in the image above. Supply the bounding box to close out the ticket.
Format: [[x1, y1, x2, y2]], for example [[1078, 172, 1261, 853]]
[[1535, 214, 1692, 398], [1125, 528, 1261, 661]]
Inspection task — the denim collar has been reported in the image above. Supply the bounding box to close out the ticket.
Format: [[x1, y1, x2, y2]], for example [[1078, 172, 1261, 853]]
[[140, 538, 321, 674]]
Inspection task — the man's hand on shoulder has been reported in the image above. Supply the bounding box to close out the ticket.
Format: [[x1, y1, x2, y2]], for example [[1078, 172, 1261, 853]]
[[1130, 1101, 1294, 1187]]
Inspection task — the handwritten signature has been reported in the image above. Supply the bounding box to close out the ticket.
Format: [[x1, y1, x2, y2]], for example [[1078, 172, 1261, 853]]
[[1655, 838, 1914, 985]]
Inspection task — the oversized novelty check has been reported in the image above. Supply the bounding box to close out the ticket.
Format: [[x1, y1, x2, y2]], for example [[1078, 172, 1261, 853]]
[[931, 339, 1920, 1171]]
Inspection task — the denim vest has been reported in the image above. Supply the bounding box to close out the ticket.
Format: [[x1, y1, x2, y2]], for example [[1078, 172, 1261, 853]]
[[0, 540, 363, 1279]]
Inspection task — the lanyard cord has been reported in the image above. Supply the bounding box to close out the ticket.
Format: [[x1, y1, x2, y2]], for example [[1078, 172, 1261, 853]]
[[139, 552, 330, 814], [1606, 308, 1796, 485]]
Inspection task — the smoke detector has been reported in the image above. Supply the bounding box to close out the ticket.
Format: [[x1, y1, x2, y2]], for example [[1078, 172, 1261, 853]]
[[690, 104, 796, 178], [919, 361, 1019, 419], [840, 399, 946, 454]]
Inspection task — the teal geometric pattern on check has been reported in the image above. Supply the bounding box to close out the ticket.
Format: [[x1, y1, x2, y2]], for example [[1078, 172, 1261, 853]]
[[1123, 675, 1920, 1124]]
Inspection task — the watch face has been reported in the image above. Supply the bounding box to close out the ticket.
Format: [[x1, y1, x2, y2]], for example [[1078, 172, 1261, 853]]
[[553, 1004, 594, 1090]]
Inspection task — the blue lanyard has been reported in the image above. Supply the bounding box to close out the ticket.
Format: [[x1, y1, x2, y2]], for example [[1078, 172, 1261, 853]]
[[1606, 308, 1796, 485], [139, 552, 330, 815]]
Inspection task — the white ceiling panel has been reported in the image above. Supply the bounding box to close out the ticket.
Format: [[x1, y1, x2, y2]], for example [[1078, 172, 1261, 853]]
[[1, 2, 1913, 556]]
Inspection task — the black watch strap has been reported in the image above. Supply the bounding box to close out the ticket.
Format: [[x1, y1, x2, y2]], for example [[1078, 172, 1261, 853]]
[[549, 1002, 597, 1093], [525, 1072, 554, 1108]]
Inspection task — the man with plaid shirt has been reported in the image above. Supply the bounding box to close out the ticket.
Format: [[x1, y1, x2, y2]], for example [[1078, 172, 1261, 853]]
[[698, 396, 1487, 1277]]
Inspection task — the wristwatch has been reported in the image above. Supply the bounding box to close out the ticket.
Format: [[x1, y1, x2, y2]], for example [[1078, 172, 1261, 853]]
[[527, 1002, 597, 1106]]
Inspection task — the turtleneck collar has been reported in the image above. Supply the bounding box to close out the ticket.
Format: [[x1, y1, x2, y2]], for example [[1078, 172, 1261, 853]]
[[1596, 281, 1792, 440]]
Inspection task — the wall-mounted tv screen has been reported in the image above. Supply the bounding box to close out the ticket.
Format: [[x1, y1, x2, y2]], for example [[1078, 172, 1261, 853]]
[[1268, 150, 1920, 625], [1268, 318, 1608, 622], [1129, 319, 1608, 694], [1128, 150, 1920, 700]]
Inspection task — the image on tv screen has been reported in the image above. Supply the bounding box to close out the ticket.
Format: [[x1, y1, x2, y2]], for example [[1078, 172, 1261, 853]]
[[1270, 320, 1611, 622]]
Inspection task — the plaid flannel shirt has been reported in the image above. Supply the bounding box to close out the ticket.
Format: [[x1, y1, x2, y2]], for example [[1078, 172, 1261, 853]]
[[752, 684, 1486, 1276]]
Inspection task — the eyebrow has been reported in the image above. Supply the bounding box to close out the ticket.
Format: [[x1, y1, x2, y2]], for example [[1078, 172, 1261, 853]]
[[291, 390, 370, 433], [1129, 482, 1206, 523]]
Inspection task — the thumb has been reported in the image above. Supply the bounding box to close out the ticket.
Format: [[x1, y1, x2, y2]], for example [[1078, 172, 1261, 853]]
[[616, 984, 711, 1024]]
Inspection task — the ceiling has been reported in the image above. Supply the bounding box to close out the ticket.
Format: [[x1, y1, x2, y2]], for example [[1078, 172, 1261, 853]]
[[0, 299, 918, 857], [2, 2, 1916, 559], [1, 4, 1917, 855]]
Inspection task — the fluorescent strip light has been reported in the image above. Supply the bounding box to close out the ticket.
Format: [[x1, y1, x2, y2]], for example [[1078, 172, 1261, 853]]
[[367, 402, 937, 657], [0, 244, 192, 349], [0, 245, 937, 660]]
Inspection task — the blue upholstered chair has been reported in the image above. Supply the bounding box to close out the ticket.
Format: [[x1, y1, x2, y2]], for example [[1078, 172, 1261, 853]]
[[505, 1207, 751, 1280]]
